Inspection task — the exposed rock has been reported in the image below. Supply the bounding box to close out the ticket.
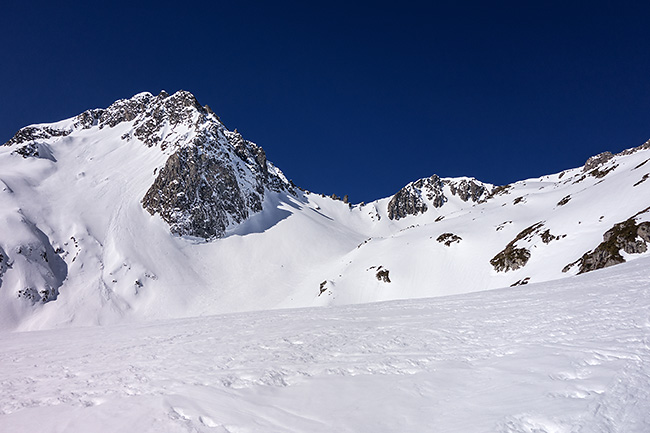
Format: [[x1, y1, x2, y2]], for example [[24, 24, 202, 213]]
[[10, 142, 56, 161], [4, 90, 294, 240], [387, 179, 433, 220], [0, 246, 8, 289], [634, 158, 649, 170], [483, 184, 513, 201], [446, 178, 488, 202], [563, 211, 650, 274], [557, 195, 571, 206], [496, 221, 512, 231], [12, 234, 67, 304], [510, 277, 530, 287], [539, 229, 564, 244], [4, 125, 70, 148], [13, 143, 40, 158], [491, 247, 531, 273], [588, 164, 618, 179], [143, 144, 255, 239], [583, 151, 614, 171], [437, 233, 462, 246], [140, 122, 291, 239], [376, 267, 391, 283], [490, 222, 544, 272], [387, 175, 489, 220], [16, 284, 57, 304]]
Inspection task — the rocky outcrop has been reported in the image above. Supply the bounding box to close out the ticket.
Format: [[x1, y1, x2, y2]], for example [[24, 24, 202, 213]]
[[491, 246, 531, 273], [133, 95, 293, 239], [510, 277, 530, 287], [387, 177, 434, 220], [490, 222, 544, 272], [557, 195, 571, 206], [446, 178, 488, 202], [387, 175, 490, 220], [0, 246, 8, 289], [563, 213, 650, 274], [376, 267, 391, 283], [583, 151, 614, 171], [437, 233, 462, 246], [142, 145, 254, 239], [4, 125, 70, 148]]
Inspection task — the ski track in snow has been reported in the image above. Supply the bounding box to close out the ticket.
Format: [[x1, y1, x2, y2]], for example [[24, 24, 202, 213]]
[[1, 258, 650, 432]]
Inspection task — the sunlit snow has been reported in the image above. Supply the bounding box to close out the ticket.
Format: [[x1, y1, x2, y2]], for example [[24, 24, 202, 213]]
[[2, 257, 649, 432]]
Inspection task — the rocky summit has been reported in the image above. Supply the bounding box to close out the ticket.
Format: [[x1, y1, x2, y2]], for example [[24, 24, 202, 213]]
[[7, 91, 294, 240]]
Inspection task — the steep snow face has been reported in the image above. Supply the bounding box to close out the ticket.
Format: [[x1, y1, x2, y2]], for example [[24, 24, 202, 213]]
[[0, 91, 649, 330]]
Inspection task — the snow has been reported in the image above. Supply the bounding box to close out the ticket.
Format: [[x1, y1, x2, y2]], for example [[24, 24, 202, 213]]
[[0, 91, 649, 333], [1, 256, 649, 432]]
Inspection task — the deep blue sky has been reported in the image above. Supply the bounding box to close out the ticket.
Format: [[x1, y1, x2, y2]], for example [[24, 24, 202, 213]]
[[2, 1, 650, 202]]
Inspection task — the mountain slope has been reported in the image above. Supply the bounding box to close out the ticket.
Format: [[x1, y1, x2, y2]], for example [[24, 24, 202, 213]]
[[2, 255, 649, 432], [0, 90, 649, 330]]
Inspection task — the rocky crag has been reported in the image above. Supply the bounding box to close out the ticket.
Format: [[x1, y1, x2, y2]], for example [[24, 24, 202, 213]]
[[5, 90, 294, 239], [387, 175, 490, 220]]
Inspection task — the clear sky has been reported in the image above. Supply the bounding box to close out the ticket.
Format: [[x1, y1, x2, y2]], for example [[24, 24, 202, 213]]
[[2, 1, 649, 203]]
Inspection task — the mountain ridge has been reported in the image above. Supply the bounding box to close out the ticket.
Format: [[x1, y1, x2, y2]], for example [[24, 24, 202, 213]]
[[1, 90, 649, 330]]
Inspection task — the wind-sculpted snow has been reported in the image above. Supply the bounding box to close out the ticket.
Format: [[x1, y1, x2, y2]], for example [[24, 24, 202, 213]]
[[1, 258, 649, 432]]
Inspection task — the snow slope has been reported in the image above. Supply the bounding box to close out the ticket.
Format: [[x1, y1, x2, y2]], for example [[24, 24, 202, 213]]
[[1, 91, 649, 330], [1, 256, 649, 432]]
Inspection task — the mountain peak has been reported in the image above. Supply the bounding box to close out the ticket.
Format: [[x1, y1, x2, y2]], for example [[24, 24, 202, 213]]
[[3, 90, 294, 240]]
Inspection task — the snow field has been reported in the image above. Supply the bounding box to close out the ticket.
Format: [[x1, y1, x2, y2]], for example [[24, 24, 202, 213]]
[[1, 256, 649, 432]]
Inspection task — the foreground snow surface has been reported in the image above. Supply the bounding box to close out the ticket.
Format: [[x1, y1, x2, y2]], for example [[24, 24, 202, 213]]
[[2, 259, 650, 433]]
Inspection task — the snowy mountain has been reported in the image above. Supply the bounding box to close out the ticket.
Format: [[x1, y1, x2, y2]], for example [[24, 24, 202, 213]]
[[1, 90, 649, 330]]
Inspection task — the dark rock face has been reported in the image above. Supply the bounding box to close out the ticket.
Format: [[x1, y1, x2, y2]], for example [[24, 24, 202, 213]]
[[557, 195, 571, 206], [583, 151, 614, 171], [437, 233, 462, 246], [491, 246, 531, 273], [510, 277, 530, 287], [490, 222, 544, 272], [133, 95, 292, 239], [446, 178, 488, 202], [142, 145, 251, 239], [0, 247, 7, 289], [13, 143, 40, 158], [4, 126, 70, 148], [387, 178, 433, 220], [564, 215, 650, 274], [376, 267, 391, 283], [387, 175, 490, 220]]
